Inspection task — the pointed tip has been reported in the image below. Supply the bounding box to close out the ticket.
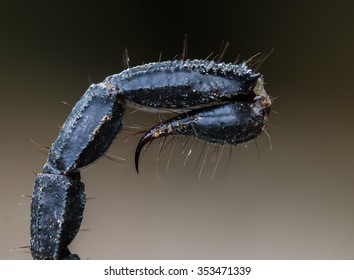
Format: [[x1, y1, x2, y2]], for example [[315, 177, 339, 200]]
[[135, 150, 140, 174], [135, 131, 156, 174], [135, 137, 145, 174]]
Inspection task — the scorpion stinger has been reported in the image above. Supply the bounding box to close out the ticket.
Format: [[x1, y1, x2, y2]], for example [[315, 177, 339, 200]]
[[134, 96, 270, 173], [31, 56, 271, 259]]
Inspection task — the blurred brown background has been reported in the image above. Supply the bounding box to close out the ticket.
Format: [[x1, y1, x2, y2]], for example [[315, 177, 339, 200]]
[[1, 1, 354, 259]]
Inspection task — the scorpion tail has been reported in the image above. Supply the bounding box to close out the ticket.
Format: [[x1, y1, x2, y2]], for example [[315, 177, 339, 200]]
[[30, 173, 86, 260], [134, 98, 270, 173]]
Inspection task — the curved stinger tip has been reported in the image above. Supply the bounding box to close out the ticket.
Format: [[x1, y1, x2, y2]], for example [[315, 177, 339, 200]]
[[134, 133, 153, 174]]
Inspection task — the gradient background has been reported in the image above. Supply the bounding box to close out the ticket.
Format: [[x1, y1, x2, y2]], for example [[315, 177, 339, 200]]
[[1, 1, 354, 259]]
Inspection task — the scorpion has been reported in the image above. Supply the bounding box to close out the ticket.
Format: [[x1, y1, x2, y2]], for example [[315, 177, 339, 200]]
[[30, 53, 272, 259]]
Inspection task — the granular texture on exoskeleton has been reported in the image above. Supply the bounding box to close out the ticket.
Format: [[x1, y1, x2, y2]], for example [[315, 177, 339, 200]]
[[30, 57, 271, 259]]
